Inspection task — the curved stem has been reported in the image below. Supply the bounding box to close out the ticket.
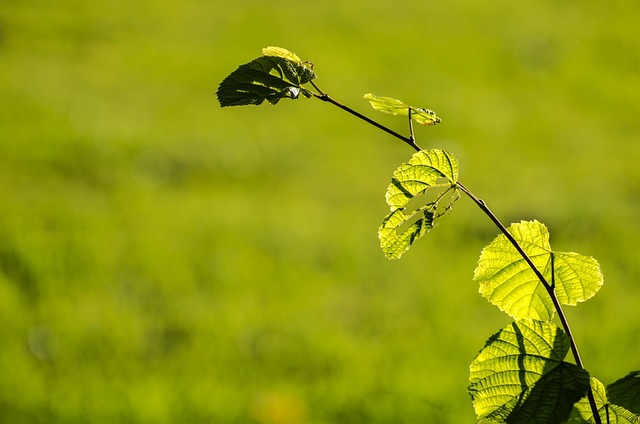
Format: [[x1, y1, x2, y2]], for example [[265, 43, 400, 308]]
[[308, 81, 601, 422], [308, 83, 422, 151], [456, 181, 601, 424], [455, 184, 579, 356]]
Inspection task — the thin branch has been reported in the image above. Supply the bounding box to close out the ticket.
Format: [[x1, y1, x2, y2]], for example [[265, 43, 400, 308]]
[[308, 84, 422, 151], [309, 80, 326, 96]]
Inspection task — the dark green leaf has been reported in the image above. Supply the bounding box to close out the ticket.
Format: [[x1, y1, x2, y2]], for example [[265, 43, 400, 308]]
[[569, 377, 639, 423], [609, 372, 640, 415], [217, 47, 316, 107], [469, 319, 591, 424]]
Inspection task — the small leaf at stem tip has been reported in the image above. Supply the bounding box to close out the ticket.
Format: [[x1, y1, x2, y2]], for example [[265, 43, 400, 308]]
[[217, 47, 316, 107], [363, 93, 442, 125]]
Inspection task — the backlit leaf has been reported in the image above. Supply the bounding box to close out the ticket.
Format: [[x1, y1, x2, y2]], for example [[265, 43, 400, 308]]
[[379, 149, 459, 259], [474, 220, 604, 320], [262, 46, 302, 63], [469, 319, 590, 424], [569, 377, 639, 423], [364, 93, 442, 126], [217, 47, 316, 107]]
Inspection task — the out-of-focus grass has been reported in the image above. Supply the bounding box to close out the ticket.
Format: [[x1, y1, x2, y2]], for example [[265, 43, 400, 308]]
[[1, 0, 639, 422]]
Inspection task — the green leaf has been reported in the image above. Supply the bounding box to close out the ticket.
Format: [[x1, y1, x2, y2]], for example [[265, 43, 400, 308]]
[[384, 149, 458, 209], [217, 47, 316, 107], [379, 206, 437, 260], [569, 377, 639, 423], [378, 149, 459, 259], [262, 46, 304, 63], [468, 319, 591, 424], [364, 93, 442, 126], [474, 220, 604, 320], [608, 372, 640, 415]]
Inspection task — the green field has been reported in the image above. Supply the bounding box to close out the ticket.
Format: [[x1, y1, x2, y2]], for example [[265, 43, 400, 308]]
[[1, 1, 639, 422]]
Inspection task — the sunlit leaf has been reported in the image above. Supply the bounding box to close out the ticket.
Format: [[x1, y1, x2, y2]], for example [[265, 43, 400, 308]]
[[384, 149, 458, 209], [364, 93, 442, 126], [474, 220, 604, 320], [469, 319, 590, 424], [569, 377, 639, 423], [217, 47, 316, 107], [379, 149, 459, 259], [262, 46, 303, 63], [379, 206, 436, 260]]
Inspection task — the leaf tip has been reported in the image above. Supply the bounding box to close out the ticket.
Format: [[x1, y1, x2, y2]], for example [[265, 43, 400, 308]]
[[261, 46, 301, 63]]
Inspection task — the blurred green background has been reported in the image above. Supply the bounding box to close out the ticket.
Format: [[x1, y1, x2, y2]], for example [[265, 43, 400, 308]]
[[1, 0, 639, 422]]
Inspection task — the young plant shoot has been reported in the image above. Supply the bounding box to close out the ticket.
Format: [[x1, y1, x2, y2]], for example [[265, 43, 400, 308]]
[[217, 47, 640, 424]]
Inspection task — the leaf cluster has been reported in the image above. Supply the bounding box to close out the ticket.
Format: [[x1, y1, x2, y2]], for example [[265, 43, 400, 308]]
[[217, 47, 639, 424], [380, 151, 637, 422], [352, 57, 637, 424]]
